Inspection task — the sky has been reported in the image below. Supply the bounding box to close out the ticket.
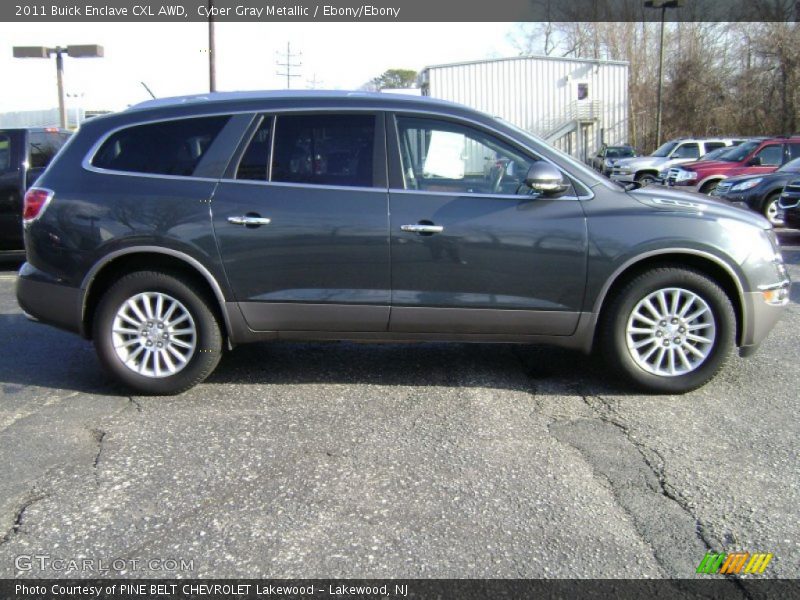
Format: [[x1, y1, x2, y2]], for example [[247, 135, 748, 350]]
[[0, 22, 520, 113]]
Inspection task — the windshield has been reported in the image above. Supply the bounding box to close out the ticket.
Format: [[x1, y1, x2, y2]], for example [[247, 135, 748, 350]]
[[606, 147, 635, 159], [651, 141, 678, 157], [699, 147, 729, 161], [718, 140, 760, 162], [778, 157, 800, 172]]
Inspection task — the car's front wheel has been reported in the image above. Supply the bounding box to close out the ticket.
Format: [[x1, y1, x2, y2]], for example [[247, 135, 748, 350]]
[[762, 192, 784, 226], [93, 271, 223, 395], [599, 267, 736, 393]]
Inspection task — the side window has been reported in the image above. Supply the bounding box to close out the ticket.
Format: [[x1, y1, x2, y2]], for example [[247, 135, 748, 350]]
[[271, 114, 375, 187], [236, 117, 272, 181], [672, 143, 700, 159], [29, 131, 67, 168], [704, 142, 725, 153], [0, 135, 10, 173], [788, 143, 800, 161], [755, 144, 783, 166], [92, 116, 229, 176], [395, 116, 534, 195]]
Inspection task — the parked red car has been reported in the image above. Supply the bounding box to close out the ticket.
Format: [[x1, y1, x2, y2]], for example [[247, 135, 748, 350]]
[[665, 136, 800, 194]]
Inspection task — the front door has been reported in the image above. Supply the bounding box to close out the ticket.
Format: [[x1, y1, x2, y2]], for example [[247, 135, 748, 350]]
[[212, 112, 390, 332], [387, 115, 587, 335]]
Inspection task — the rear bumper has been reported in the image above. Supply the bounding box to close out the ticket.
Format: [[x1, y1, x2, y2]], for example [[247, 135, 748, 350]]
[[16, 262, 82, 335]]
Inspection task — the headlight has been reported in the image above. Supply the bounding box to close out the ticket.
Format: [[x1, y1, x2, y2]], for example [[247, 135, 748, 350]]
[[674, 170, 697, 182], [605, 159, 614, 167], [730, 178, 763, 192]]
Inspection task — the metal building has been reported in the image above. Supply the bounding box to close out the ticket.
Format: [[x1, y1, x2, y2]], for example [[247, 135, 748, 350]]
[[420, 55, 629, 161]]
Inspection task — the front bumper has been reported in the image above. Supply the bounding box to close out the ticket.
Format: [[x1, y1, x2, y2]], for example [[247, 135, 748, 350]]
[[739, 282, 791, 355], [16, 262, 83, 336]]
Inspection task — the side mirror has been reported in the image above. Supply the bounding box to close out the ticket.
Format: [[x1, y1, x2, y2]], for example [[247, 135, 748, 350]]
[[748, 156, 762, 167], [524, 162, 570, 197]]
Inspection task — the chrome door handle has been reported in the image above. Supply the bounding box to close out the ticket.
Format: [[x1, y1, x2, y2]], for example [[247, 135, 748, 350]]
[[228, 215, 271, 226], [401, 224, 444, 234]]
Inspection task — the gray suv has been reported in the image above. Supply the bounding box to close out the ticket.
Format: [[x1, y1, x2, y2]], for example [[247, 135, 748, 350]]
[[16, 92, 790, 395]]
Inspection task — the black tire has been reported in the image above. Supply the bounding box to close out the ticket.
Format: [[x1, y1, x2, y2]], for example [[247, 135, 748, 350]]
[[699, 180, 720, 195], [635, 173, 657, 186], [762, 192, 784, 226], [93, 271, 222, 395], [599, 267, 736, 394]]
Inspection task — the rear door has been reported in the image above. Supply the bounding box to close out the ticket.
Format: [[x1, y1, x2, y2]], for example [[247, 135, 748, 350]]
[[211, 111, 391, 332], [0, 131, 23, 251], [386, 114, 587, 335]]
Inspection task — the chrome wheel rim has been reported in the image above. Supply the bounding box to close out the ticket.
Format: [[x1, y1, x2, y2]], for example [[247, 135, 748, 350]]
[[625, 287, 716, 377], [765, 198, 784, 226], [111, 292, 197, 378]]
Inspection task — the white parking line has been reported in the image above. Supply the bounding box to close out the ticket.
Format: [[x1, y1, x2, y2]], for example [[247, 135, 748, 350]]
[[0, 275, 17, 280]]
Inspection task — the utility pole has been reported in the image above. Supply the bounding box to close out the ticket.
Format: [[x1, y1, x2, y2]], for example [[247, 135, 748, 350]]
[[276, 42, 301, 89], [645, 0, 683, 148], [208, 0, 216, 92], [307, 73, 323, 89]]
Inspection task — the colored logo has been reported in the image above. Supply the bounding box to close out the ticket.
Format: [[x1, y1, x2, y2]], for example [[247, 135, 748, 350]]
[[696, 552, 773, 575]]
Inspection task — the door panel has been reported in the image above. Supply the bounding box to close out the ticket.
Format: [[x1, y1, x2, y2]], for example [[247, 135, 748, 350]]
[[212, 112, 390, 332], [213, 182, 390, 331], [0, 132, 23, 252], [387, 115, 587, 336], [389, 191, 587, 334]]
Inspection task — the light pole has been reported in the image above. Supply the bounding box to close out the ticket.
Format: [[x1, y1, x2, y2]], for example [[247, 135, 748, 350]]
[[644, 0, 682, 148], [12, 45, 103, 129]]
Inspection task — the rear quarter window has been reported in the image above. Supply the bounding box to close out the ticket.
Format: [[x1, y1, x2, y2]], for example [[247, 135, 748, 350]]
[[91, 116, 229, 177], [29, 131, 70, 168], [0, 135, 10, 173]]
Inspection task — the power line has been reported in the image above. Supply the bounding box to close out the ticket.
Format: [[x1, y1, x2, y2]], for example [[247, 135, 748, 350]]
[[276, 42, 302, 89]]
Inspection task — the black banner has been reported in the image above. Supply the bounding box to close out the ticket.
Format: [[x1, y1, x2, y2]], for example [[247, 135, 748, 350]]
[[2, 0, 799, 23], [2, 579, 800, 600]]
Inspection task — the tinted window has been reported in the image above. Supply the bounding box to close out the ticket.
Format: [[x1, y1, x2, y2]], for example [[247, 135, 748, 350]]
[[788, 143, 800, 160], [651, 141, 678, 157], [29, 131, 68, 168], [0, 135, 10, 173], [606, 147, 634, 158], [755, 144, 783, 166], [236, 117, 272, 181], [271, 114, 375, 187], [92, 116, 229, 176], [719, 140, 759, 162], [672, 143, 700, 159], [778, 157, 800, 172], [704, 142, 725, 152], [396, 116, 534, 195]]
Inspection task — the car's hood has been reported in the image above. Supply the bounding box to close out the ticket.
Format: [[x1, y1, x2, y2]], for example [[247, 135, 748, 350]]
[[722, 171, 791, 186], [679, 159, 734, 170], [615, 156, 668, 169], [627, 185, 769, 228]]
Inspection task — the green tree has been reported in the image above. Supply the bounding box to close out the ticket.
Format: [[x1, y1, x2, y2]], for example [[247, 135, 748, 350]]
[[370, 69, 418, 90]]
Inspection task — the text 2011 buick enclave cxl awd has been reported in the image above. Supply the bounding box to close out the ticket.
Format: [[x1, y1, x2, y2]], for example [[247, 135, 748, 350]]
[[16, 92, 790, 394]]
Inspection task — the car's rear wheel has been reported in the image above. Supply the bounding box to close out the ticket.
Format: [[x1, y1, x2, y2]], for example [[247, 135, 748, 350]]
[[93, 271, 222, 395], [599, 267, 735, 393], [763, 192, 784, 226]]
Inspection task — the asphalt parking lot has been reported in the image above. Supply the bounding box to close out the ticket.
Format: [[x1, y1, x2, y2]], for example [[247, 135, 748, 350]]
[[0, 232, 798, 581]]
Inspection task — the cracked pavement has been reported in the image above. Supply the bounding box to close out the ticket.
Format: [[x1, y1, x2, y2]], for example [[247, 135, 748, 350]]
[[0, 231, 798, 581]]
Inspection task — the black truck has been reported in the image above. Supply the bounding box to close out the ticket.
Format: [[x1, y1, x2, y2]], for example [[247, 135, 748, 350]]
[[0, 127, 71, 255]]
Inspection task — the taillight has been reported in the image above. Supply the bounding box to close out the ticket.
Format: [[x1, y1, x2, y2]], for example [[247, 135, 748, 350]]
[[23, 187, 54, 223]]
